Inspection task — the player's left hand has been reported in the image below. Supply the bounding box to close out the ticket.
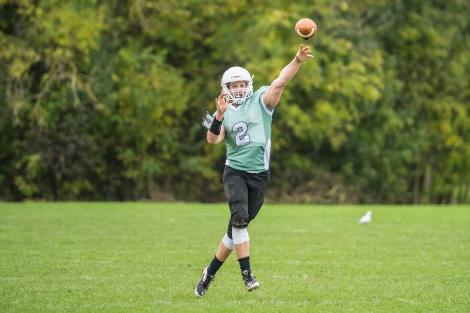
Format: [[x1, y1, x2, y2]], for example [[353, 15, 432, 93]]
[[295, 44, 314, 62]]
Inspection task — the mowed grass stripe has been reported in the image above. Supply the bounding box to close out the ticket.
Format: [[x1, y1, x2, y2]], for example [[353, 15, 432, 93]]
[[1, 203, 469, 313]]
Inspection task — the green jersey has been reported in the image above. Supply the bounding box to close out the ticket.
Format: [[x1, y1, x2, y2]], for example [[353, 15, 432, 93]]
[[220, 86, 274, 173]]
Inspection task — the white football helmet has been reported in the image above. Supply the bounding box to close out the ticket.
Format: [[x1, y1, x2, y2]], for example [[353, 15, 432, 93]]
[[221, 66, 253, 105]]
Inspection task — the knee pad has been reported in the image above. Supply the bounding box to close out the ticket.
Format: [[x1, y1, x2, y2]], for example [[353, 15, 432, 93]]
[[232, 227, 249, 245], [222, 233, 233, 250]]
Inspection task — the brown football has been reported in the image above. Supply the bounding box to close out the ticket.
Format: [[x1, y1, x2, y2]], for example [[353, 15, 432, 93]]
[[295, 18, 317, 39]]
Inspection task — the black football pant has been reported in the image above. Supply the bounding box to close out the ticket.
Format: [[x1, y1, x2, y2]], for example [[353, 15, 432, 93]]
[[223, 166, 270, 239]]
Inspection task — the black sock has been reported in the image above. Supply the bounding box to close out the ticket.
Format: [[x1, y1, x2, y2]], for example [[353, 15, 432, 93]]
[[238, 256, 251, 275], [207, 256, 224, 276]]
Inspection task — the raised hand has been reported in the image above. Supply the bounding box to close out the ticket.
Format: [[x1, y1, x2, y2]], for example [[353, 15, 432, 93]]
[[215, 90, 228, 120], [295, 44, 314, 63]]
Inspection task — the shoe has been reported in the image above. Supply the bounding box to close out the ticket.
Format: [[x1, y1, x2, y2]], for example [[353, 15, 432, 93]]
[[242, 270, 260, 291], [194, 267, 215, 297]]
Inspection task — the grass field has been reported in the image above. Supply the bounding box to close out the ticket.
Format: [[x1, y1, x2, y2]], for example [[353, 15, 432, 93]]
[[1, 203, 469, 312]]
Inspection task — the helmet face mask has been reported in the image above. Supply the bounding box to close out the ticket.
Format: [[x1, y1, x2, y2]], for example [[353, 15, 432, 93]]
[[221, 66, 253, 105], [227, 81, 248, 102]]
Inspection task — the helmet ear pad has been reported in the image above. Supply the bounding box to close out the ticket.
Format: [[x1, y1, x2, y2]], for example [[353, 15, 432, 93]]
[[221, 67, 253, 105]]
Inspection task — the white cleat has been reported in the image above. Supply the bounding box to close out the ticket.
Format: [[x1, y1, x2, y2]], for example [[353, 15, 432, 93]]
[[194, 267, 215, 297], [242, 270, 260, 291]]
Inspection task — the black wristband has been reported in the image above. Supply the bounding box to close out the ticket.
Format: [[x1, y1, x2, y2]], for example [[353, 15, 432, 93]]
[[209, 117, 223, 135]]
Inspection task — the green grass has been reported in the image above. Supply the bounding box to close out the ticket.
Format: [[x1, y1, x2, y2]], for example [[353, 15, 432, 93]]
[[1, 203, 469, 312]]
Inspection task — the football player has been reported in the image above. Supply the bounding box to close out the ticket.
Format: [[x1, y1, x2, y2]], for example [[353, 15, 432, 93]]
[[196, 44, 313, 297]]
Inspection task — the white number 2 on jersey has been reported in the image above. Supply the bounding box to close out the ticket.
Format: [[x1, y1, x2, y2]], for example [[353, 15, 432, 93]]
[[233, 122, 250, 146]]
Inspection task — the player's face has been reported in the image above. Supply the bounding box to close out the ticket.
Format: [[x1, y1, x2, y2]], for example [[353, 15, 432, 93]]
[[228, 81, 248, 100]]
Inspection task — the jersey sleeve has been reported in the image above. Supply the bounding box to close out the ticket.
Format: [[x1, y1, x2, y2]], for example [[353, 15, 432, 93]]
[[256, 86, 274, 117]]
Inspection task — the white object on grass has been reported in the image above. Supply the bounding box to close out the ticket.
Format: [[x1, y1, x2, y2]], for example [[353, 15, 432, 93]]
[[359, 210, 372, 224]]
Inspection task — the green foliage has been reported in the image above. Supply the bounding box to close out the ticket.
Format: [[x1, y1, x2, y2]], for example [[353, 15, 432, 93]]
[[0, 0, 468, 202]]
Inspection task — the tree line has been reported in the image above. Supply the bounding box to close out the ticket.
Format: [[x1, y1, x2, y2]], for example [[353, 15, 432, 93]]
[[0, 0, 468, 203]]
